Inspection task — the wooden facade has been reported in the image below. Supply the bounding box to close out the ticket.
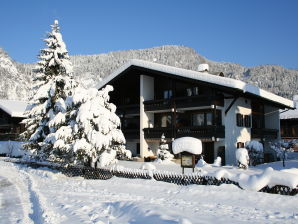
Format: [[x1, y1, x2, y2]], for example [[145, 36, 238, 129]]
[[0, 108, 25, 141]]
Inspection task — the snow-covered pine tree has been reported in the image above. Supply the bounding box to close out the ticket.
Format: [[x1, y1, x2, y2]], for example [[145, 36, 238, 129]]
[[157, 134, 174, 161], [22, 20, 77, 160], [57, 85, 127, 167]]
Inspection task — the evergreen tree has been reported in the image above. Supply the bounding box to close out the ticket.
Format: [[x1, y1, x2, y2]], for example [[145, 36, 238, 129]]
[[47, 85, 127, 167], [22, 20, 77, 160], [157, 134, 174, 161]]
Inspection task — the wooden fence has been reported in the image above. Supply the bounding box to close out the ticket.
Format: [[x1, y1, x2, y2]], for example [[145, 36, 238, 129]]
[[9, 160, 298, 196]]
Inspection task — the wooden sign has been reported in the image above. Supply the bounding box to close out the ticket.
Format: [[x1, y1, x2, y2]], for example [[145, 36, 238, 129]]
[[181, 151, 196, 174]]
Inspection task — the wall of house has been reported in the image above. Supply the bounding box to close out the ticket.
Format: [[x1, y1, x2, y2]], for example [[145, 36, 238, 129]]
[[263, 105, 280, 154], [214, 140, 225, 161], [126, 141, 139, 156], [224, 97, 252, 165], [147, 141, 160, 155], [264, 105, 280, 132], [140, 75, 155, 158]]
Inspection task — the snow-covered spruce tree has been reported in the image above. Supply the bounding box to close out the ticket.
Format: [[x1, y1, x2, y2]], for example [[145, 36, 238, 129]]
[[49, 85, 128, 167], [72, 86, 126, 167], [22, 20, 77, 160], [156, 133, 174, 161]]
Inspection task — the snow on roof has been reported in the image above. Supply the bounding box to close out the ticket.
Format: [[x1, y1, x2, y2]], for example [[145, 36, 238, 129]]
[[0, 99, 28, 118], [172, 137, 202, 155], [97, 59, 294, 109], [280, 109, 298, 120]]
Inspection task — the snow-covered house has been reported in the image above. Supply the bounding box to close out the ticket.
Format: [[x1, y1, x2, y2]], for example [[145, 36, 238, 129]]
[[280, 95, 298, 139], [0, 99, 28, 140], [97, 60, 294, 165]]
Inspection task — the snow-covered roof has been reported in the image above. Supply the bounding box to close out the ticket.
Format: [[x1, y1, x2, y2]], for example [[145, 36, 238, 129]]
[[172, 137, 202, 155], [280, 109, 298, 120], [97, 59, 294, 109], [0, 99, 28, 118]]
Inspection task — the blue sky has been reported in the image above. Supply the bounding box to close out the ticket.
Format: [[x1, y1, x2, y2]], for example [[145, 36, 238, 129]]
[[1, 0, 298, 68]]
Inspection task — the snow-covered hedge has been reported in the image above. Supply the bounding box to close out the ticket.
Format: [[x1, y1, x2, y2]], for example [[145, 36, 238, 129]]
[[0, 141, 26, 157]]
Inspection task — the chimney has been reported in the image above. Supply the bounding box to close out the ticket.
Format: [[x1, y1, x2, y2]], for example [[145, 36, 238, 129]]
[[198, 64, 209, 72]]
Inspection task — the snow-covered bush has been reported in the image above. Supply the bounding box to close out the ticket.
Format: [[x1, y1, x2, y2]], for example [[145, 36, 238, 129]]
[[196, 157, 211, 168], [0, 141, 26, 158], [270, 140, 295, 167], [245, 140, 263, 166], [235, 148, 249, 169], [156, 134, 174, 161], [22, 20, 77, 160], [213, 157, 222, 167]]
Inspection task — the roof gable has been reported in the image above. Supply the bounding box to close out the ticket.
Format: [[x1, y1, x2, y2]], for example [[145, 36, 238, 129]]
[[0, 99, 28, 118], [97, 59, 294, 109]]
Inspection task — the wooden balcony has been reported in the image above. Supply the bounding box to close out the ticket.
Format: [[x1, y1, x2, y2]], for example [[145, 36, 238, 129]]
[[143, 125, 225, 139], [0, 133, 20, 141], [122, 129, 139, 139], [176, 125, 225, 139], [144, 95, 224, 111], [251, 128, 278, 139], [143, 127, 173, 139], [116, 104, 139, 115]]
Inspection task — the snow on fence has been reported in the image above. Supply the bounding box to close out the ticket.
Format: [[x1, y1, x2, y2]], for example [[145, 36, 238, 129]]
[[7, 159, 298, 196]]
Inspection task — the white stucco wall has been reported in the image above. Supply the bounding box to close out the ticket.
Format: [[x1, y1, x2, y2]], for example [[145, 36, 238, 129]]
[[224, 97, 252, 165], [140, 75, 154, 157], [126, 141, 139, 156]]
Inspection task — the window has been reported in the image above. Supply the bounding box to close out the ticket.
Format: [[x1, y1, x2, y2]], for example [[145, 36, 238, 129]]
[[244, 115, 251, 127], [206, 112, 212, 125], [236, 113, 244, 127], [237, 114, 252, 127], [154, 113, 172, 128], [237, 142, 244, 148], [215, 110, 222, 126], [163, 90, 172, 99], [192, 113, 204, 126], [186, 87, 200, 96]]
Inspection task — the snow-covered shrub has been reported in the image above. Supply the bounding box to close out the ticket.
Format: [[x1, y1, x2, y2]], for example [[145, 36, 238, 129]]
[[236, 148, 249, 169], [196, 157, 211, 168], [140, 163, 156, 171], [156, 134, 174, 161], [245, 140, 263, 166], [270, 140, 295, 167], [213, 157, 222, 167], [0, 141, 26, 158]]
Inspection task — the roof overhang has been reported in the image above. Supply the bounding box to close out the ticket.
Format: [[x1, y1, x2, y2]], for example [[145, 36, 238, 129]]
[[0, 99, 28, 118]]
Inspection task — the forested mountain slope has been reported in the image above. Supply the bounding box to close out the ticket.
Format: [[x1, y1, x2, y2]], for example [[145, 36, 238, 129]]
[[0, 46, 297, 101]]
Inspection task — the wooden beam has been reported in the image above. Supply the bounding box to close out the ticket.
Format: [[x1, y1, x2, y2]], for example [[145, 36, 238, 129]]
[[225, 96, 238, 115]]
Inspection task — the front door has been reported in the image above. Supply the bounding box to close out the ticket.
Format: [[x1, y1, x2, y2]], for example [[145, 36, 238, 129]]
[[202, 142, 214, 164]]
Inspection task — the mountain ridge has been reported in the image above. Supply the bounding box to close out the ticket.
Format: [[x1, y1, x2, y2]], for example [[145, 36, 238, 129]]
[[0, 45, 297, 101]]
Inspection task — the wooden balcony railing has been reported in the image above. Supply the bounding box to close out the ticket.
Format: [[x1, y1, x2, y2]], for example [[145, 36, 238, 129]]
[[116, 104, 139, 115], [251, 128, 278, 139], [122, 129, 140, 139], [143, 125, 225, 139], [144, 95, 224, 111]]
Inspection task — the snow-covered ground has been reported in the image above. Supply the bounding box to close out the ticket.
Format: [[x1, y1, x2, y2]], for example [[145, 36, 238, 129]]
[[1, 158, 298, 224]]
